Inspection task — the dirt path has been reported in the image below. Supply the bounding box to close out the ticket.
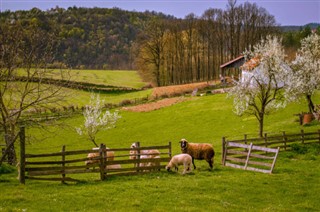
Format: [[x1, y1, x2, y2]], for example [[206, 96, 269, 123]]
[[122, 97, 187, 112]]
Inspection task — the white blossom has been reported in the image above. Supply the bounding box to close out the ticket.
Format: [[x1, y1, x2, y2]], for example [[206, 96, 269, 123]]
[[285, 33, 320, 111], [228, 36, 288, 136], [76, 94, 121, 146]]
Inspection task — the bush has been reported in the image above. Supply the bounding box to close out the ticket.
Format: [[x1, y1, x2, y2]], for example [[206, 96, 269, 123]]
[[119, 99, 133, 106], [0, 164, 16, 174], [290, 143, 320, 159], [291, 143, 308, 154]]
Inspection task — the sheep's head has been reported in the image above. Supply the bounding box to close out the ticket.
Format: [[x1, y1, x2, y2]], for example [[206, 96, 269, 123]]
[[179, 139, 188, 151], [130, 143, 137, 148], [165, 165, 172, 172]]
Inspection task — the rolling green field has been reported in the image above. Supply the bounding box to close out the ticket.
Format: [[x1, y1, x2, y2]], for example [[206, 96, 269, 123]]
[[17, 69, 147, 89], [1, 92, 320, 211], [66, 69, 147, 89]]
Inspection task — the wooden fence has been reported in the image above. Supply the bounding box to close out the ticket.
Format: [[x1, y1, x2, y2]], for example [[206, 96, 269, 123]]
[[221, 130, 320, 173], [222, 142, 280, 174], [20, 139, 171, 184]]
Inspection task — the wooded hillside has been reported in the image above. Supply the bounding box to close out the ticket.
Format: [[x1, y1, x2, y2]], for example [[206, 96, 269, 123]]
[[1, 4, 319, 85], [0, 7, 173, 70]]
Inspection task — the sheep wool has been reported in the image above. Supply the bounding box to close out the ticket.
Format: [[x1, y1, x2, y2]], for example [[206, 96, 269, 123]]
[[85, 147, 115, 166], [179, 138, 215, 169], [166, 153, 192, 175]]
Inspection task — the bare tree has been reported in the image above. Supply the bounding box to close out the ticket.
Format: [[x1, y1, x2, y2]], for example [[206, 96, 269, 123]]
[[137, 18, 167, 86], [0, 22, 69, 165]]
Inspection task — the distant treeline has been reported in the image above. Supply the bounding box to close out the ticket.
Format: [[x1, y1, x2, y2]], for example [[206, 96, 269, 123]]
[[137, 1, 279, 86], [0, 6, 173, 70], [0, 3, 319, 86]]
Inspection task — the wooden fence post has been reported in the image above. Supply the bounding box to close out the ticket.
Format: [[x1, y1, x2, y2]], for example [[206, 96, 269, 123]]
[[244, 134, 248, 151], [136, 142, 141, 172], [105, 148, 108, 180], [301, 129, 305, 144], [168, 142, 172, 158], [264, 133, 268, 147], [222, 137, 226, 165], [282, 131, 287, 151], [61, 145, 66, 184], [99, 143, 106, 180], [19, 127, 25, 184]]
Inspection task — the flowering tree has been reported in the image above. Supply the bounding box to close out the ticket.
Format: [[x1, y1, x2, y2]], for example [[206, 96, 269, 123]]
[[285, 33, 320, 113], [228, 36, 289, 137], [76, 94, 121, 147]]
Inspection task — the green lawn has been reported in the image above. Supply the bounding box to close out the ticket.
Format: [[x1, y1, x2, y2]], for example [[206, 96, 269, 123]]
[[1, 93, 320, 211], [17, 69, 147, 89], [67, 69, 147, 89]]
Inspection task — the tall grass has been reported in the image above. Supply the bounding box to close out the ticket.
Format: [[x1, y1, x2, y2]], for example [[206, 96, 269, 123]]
[[1, 93, 320, 211]]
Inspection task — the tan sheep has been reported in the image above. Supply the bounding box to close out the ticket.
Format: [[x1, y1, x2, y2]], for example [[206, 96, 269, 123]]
[[179, 138, 215, 169], [106, 164, 121, 170], [166, 153, 192, 175], [85, 147, 115, 167]]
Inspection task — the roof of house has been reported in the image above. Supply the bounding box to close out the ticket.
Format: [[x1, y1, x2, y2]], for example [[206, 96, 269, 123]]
[[241, 57, 260, 71], [220, 55, 245, 69]]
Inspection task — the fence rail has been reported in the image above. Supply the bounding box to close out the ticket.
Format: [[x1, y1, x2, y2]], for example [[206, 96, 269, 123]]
[[221, 130, 320, 173], [20, 140, 172, 184], [222, 142, 280, 174]]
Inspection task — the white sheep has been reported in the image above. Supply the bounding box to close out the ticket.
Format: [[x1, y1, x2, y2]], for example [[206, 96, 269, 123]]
[[179, 138, 215, 169], [129, 143, 160, 168], [106, 164, 121, 170], [85, 147, 115, 167], [166, 153, 192, 175], [138, 155, 161, 171]]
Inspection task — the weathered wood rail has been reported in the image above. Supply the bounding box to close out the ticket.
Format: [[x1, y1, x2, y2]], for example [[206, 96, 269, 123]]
[[222, 142, 280, 174], [20, 141, 172, 184], [221, 130, 320, 173]]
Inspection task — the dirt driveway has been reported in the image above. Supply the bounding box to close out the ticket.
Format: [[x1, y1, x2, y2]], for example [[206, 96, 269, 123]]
[[122, 97, 187, 112]]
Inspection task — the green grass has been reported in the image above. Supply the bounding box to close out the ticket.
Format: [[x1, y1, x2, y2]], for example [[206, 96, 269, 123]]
[[17, 69, 147, 89], [64, 87, 152, 106], [67, 69, 147, 89], [1, 93, 320, 211]]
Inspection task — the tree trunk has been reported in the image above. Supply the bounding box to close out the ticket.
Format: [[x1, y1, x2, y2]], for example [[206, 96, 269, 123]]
[[258, 113, 264, 138], [306, 94, 315, 113], [4, 133, 17, 165]]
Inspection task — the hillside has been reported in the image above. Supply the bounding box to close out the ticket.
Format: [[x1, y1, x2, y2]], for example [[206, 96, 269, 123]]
[[280, 23, 320, 32], [0, 7, 174, 70]]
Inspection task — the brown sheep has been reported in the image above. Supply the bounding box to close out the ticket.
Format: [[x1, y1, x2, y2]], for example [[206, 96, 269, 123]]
[[179, 138, 215, 169]]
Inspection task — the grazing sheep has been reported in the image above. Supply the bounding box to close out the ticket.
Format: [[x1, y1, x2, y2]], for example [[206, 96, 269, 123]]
[[166, 154, 192, 175], [85, 147, 115, 167], [129, 142, 160, 162], [138, 155, 161, 171], [179, 138, 215, 169], [106, 164, 121, 170]]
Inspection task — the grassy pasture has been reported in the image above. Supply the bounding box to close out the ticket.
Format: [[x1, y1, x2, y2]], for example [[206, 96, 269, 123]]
[[1, 92, 320, 211], [3, 82, 152, 109], [16, 69, 147, 89]]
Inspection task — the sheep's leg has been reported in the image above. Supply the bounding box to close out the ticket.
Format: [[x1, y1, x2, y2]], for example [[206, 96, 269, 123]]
[[207, 158, 213, 169], [182, 168, 186, 175], [192, 157, 196, 169]]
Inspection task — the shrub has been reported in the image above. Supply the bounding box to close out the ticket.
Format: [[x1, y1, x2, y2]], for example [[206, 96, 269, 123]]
[[119, 99, 133, 106], [291, 143, 308, 154], [0, 164, 16, 174], [291, 143, 320, 160]]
